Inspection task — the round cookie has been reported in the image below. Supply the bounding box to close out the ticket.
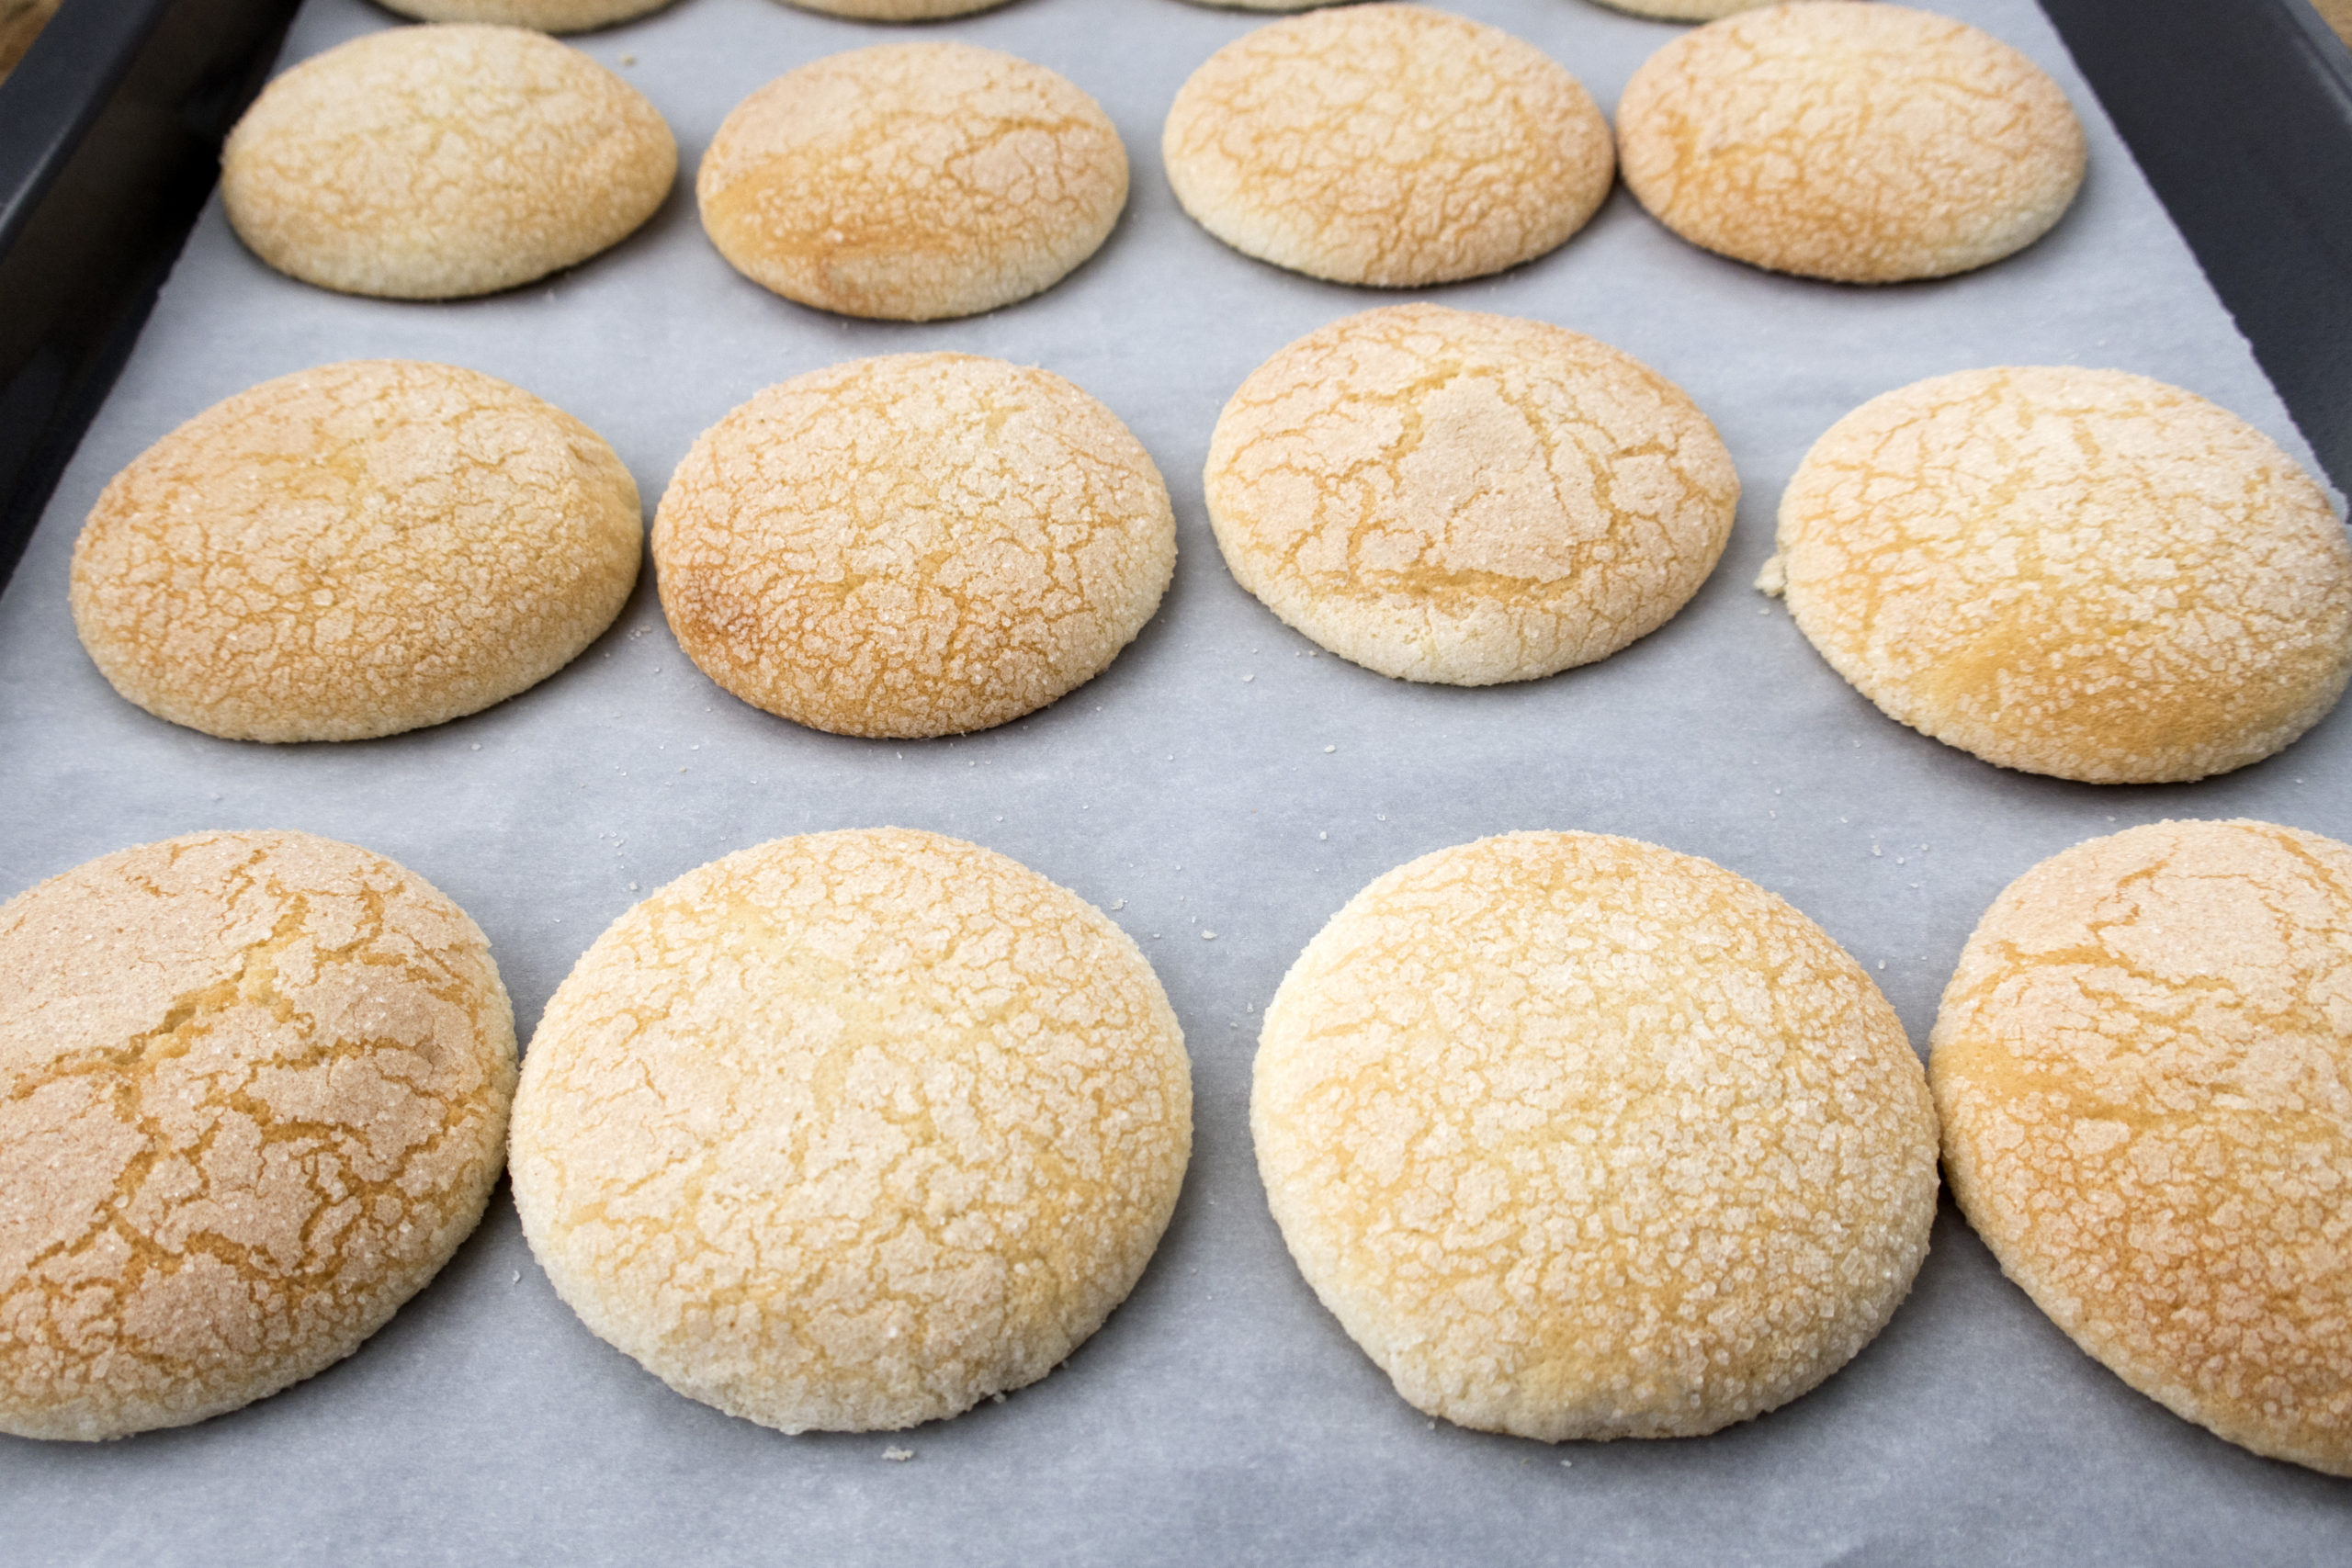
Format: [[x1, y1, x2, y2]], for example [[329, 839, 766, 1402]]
[[1205, 305, 1738, 685], [1590, 0, 1775, 19], [1763, 367, 2352, 784], [72, 360, 643, 744], [510, 828, 1193, 1434], [373, 0, 677, 29], [652, 353, 1172, 738], [780, 0, 1011, 17], [1932, 819, 2352, 1476], [1254, 831, 1938, 1441], [1616, 3, 2086, 282], [1161, 6, 1615, 288], [0, 831, 516, 1441], [697, 43, 1125, 321], [221, 24, 674, 299]]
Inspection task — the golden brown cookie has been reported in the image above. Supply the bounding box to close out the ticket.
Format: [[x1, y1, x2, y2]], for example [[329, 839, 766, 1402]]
[[1932, 819, 2352, 1476], [221, 24, 674, 299], [0, 830, 516, 1441], [1616, 3, 2086, 281], [71, 360, 644, 744], [1161, 5, 1614, 287], [510, 828, 1192, 1433], [697, 43, 1125, 321], [1205, 305, 1738, 684], [1763, 367, 2352, 784], [1255, 831, 1938, 1441], [652, 353, 1172, 738], [375, 0, 677, 28]]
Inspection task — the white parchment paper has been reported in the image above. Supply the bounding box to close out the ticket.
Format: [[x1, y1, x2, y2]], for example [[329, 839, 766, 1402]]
[[3, 0, 2347, 1561]]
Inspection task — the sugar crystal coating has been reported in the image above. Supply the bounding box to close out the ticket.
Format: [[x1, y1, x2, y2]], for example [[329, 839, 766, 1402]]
[[1254, 831, 1937, 1440], [1933, 819, 2352, 1476], [511, 829, 1192, 1433]]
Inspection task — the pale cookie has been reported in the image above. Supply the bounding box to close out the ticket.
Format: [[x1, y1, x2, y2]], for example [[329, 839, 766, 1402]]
[[510, 829, 1192, 1434], [0, 831, 516, 1441], [1617, 3, 2086, 282], [1255, 831, 1937, 1441], [1206, 305, 1738, 685], [1176, 2, 1351, 10], [221, 24, 674, 299], [1591, 0, 1775, 17], [698, 43, 1125, 321], [653, 354, 1172, 738], [1763, 367, 2352, 784], [780, 0, 1011, 17], [1932, 819, 2352, 1476], [374, 0, 677, 29], [1161, 6, 1614, 287], [72, 361, 642, 744]]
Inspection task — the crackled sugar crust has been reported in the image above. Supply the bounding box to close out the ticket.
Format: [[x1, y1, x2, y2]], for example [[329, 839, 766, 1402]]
[[1767, 367, 2352, 784], [1617, 3, 2086, 282], [698, 43, 1125, 322], [71, 360, 644, 744], [220, 24, 674, 299], [1254, 832, 1938, 1441], [376, 0, 677, 29], [0, 831, 516, 1441], [1932, 820, 2352, 1476], [510, 829, 1192, 1434], [1205, 305, 1739, 685], [1161, 5, 1614, 288], [652, 353, 1173, 739]]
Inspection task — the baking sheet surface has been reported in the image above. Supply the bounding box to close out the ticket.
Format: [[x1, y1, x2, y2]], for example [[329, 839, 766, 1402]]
[[3, 0, 2347, 1562]]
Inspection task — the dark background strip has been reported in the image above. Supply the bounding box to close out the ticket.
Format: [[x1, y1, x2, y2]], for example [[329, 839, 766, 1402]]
[[0, 0, 302, 595]]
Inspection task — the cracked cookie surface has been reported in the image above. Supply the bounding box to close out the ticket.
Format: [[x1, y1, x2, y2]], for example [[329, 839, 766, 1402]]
[[1765, 367, 2352, 783], [1932, 819, 2352, 1476], [0, 830, 516, 1441], [509, 828, 1192, 1433], [220, 24, 674, 299], [1161, 6, 1613, 288], [1617, 3, 2085, 282], [1206, 305, 1737, 685], [71, 360, 644, 744], [652, 353, 1172, 738], [698, 42, 1125, 321], [1254, 831, 1936, 1441]]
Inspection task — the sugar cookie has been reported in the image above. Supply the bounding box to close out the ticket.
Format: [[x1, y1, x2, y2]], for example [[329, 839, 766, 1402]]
[[71, 360, 643, 744], [1933, 819, 2352, 1476], [698, 43, 1125, 321], [375, 0, 676, 28], [652, 354, 1172, 738], [781, 0, 1010, 17], [0, 831, 515, 1441], [1764, 367, 2352, 783], [1617, 3, 2085, 281], [511, 828, 1192, 1433], [221, 24, 674, 299], [1255, 831, 1937, 1441], [1593, 0, 1774, 18], [1161, 5, 1614, 287], [1206, 305, 1737, 684]]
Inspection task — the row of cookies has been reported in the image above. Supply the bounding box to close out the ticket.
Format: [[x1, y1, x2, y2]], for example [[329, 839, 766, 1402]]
[[6, 816, 2344, 1477], [69, 313, 2352, 782], [218, 5, 2087, 316]]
